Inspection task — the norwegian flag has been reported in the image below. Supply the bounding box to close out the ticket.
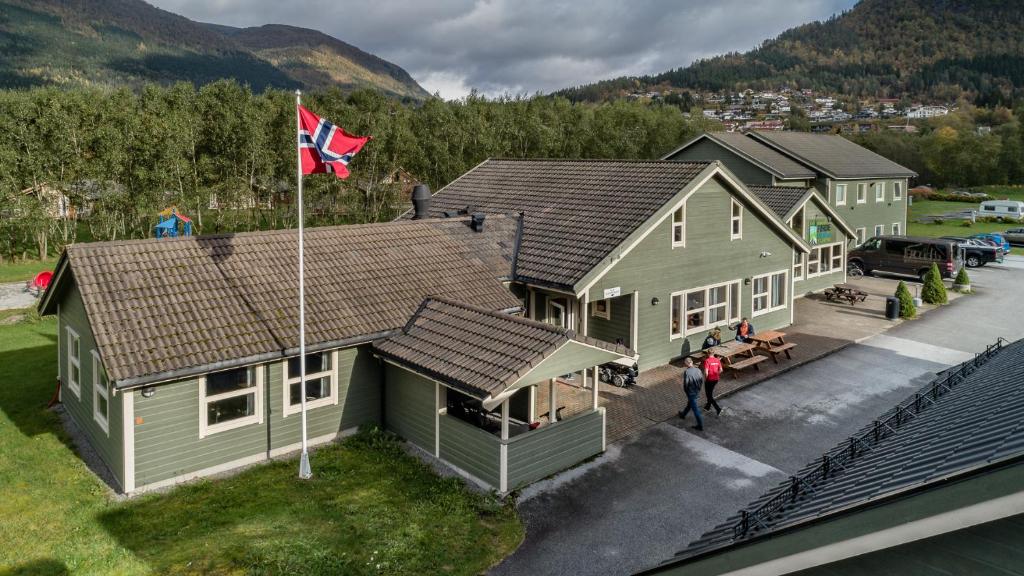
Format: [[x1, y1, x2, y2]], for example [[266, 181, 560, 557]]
[[298, 105, 370, 179]]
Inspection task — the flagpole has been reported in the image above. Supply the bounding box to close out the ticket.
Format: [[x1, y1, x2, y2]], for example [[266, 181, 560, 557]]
[[296, 89, 312, 480]]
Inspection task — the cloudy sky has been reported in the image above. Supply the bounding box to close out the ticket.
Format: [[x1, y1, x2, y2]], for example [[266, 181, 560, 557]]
[[151, 0, 857, 99]]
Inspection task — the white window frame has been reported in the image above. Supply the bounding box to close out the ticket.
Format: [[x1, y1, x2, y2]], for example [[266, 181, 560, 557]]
[[856, 227, 866, 244], [805, 242, 844, 279], [65, 326, 81, 398], [199, 366, 264, 438], [591, 299, 611, 320], [670, 280, 741, 339], [730, 199, 743, 240], [892, 222, 901, 235], [835, 184, 847, 206], [893, 181, 903, 201], [874, 182, 885, 202], [857, 183, 867, 204], [793, 250, 804, 281], [91, 350, 110, 435], [751, 270, 788, 317], [671, 204, 686, 248], [283, 350, 339, 417], [874, 224, 885, 237]]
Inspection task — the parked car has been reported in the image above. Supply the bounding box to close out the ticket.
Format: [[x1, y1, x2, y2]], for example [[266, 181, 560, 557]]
[[940, 236, 1003, 267], [848, 236, 963, 282], [970, 233, 1011, 254], [1003, 227, 1024, 246]]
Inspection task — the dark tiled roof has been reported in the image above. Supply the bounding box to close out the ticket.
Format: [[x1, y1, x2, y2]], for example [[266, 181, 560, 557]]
[[676, 339, 1022, 561], [50, 216, 522, 387], [373, 297, 631, 399], [423, 159, 712, 288], [748, 131, 917, 179], [747, 185, 811, 219], [701, 133, 816, 179]]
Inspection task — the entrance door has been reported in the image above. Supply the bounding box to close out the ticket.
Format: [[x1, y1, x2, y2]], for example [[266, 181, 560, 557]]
[[548, 299, 567, 328]]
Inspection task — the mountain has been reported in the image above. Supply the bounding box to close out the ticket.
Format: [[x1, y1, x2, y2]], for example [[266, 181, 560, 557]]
[[0, 0, 430, 99], [559, 0, 1024, 106]]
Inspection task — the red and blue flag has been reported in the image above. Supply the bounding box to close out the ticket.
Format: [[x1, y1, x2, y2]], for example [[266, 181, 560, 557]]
[[298, 105, 370, 179]]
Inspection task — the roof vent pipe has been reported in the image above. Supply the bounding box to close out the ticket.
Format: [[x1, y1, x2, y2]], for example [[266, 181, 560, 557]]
[[411, 184, 431, 220], [471, 213, 486, 232]]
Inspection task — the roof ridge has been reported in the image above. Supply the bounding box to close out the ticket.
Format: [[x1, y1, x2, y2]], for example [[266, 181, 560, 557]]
[[485, 157, 712, 165]]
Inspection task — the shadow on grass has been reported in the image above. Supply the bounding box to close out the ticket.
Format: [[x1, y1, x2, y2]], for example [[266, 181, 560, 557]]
[[0, 336, 62, 439], [0, 558, 68, 576]]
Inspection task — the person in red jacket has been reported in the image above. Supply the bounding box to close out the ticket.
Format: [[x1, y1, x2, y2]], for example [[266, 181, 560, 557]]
[[703, 352, 723, 416]]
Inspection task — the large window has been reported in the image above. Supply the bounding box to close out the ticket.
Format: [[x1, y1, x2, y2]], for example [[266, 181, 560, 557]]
[[672, 204, 685, 247], [893, 182, 903, 201], [806, 243, 844, 278], [752, 271, 787, 316], [835, 184, 847, 206], [857, 183, 867, 204], [66, 327, 81, 398], [284, 350, 338, 416], [200, 366, 262, 437], [670, 281, 741, 338], [874, 182, 885, 202], [730, 200, 743, 240], [92, 351, 109, 434]]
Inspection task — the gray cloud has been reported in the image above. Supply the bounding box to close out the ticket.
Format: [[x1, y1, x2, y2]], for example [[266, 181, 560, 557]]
[[151, 0, 856, 98]]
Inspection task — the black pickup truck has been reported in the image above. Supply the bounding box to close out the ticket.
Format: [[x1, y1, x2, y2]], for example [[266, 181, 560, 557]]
[[940, 236, 1003, 267]]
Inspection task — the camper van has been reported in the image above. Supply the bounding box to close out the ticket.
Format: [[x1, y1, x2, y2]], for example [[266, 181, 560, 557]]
[[978, 200, 1024, 220]]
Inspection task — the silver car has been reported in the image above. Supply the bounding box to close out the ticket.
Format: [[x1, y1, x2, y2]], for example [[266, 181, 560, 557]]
[[1004, 228, 1024, 246]]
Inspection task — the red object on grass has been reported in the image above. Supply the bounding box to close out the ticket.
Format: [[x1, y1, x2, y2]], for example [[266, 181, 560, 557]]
[[32, 271, 53, 291]]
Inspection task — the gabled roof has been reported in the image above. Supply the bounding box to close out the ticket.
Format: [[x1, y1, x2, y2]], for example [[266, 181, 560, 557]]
[[421, 159, 809, 291], [662, 339, 1021, 569], [747, 185, 857, 238], [747, 131, 918, 179], [662, 132, 816, 180], [40, 216, 522, 388], [373, 297, 632, 405]]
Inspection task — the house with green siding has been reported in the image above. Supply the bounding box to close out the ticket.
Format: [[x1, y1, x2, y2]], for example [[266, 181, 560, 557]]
[[664, 131, 916, 249]]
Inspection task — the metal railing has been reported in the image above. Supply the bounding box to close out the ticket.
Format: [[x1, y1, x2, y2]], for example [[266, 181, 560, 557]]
[[732, 338, 1007, 540]]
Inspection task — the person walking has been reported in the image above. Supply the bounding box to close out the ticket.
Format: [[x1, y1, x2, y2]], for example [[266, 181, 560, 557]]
[[703, 352, 723, 416], [678, 357, 705, 431]]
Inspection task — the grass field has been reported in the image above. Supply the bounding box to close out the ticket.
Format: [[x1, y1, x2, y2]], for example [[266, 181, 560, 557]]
[[0, 310, 523, 575], [0, 258, 57, 284], [908, 197, 1024, 255]]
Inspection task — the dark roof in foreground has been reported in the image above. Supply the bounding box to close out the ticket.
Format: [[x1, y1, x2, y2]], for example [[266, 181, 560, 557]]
[[423, 159, 712, 288], [747, 185, 811, 219], [668, 338, 1022, 565], [748, 131, 917, 179], [42, 216, 522, 387], [665, 132, 816, 180], [374, 297, 631, 400]]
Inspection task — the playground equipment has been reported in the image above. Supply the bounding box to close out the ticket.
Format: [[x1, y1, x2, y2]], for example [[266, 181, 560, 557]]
[[154, 206, 193, 239], [25, 270, 53, 297]]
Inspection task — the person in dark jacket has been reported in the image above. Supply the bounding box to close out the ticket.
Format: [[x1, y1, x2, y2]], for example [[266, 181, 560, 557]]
[[702, 328, 722, 350], [678, 357, 705, 431], [734, 318, 755, 343]]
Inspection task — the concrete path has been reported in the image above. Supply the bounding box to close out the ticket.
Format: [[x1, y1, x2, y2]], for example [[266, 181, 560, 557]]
[[492, 264, 1022, 576], [0, 282, 36, 311]]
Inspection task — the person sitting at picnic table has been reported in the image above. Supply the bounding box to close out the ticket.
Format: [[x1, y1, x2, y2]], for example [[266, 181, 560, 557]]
[[734, 318, 755, 343], [702, 328, 722, 350]]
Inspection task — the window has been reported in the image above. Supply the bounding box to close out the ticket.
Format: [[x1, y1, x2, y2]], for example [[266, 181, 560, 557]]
[[874, 224, 885, 237], [591, 299, 611, 320], [984, 205, 996, 212], [857, 183, 867, 204], [874, 182, 885, 202], [793, 251, 804, 281], [752, 271, 787, 316], [283, 351, 338, 416], [92, 351, 109, 434], [856, 227, 867, 245], [893, 182, 903, 201], [671, 204, 685, 247], [805, 243, 844, 278], [200, 366, 262, 437], [790, 207, 804, 235], [670, 281, 741, 338], [66, 327, 81, 398], [730, 200, 743, 240], [892, 222, 901, 235], [835, 184, 847, 206]]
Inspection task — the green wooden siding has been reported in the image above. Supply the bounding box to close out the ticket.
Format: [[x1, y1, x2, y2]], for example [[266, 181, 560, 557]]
[[795, 196, 849, 294], [587, 177, 795, 369], [588, 293, 632, 347], [383, 364, 435, 450], [58, 284, 124, 489], [506, 409, 603, 490], [438, 415, 501, 489], [817, 178, 908, 243], [667, 139, 775, 186]]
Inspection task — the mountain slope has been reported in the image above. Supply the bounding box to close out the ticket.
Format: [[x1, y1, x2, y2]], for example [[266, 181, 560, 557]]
[[0, 0, 429, 98], [559, 0, 1024, 105]]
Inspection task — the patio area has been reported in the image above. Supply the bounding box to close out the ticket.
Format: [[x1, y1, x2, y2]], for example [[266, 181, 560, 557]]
[[538, 274, 963, 443]]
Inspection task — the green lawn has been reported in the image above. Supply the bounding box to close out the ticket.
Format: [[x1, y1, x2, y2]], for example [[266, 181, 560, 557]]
[[0, 258, 57, 284], [0, 311, 523, 575], [908, 198, 1024, 255]]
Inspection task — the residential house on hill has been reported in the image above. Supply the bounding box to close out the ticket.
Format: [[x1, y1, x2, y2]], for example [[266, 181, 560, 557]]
[[664, 131, 917, 246]]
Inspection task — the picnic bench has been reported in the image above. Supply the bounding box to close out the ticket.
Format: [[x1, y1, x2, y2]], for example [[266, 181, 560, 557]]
[[704, 340, 767, 378], [749, 330, 796, 364], [824, 283, 868, 305]]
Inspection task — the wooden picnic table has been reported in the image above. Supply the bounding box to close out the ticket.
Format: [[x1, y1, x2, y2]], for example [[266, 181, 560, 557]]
[[749, 330, 796, 363], [825, 283, 868, 305], [705, 340, 767, 378]]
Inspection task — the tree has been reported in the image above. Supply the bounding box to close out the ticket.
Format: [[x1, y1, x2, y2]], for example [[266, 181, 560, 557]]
[[895, 281, 916, 318], [954, 267, 971, 292], [921, 263, 948, 304]]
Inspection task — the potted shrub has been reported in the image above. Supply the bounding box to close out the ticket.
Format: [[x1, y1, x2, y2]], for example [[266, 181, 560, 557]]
[[953, 267, 971, 293], [895, 281, 916, 318], [921, 263, 948, 304]]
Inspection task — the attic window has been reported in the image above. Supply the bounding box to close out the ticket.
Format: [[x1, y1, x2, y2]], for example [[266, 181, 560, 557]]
[[671, 204, 686, 247], [730, 200, 743, 240], [591, 299, 611, 320]]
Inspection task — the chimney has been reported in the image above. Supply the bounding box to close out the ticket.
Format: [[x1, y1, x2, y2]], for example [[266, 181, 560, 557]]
[[471, 212, 485, 232], [411, 184, 431, 220]]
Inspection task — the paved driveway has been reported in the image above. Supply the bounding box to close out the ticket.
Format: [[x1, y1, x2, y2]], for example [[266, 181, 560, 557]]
[[0, 282, 36, 311], [492, 264, 1022, 576]]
